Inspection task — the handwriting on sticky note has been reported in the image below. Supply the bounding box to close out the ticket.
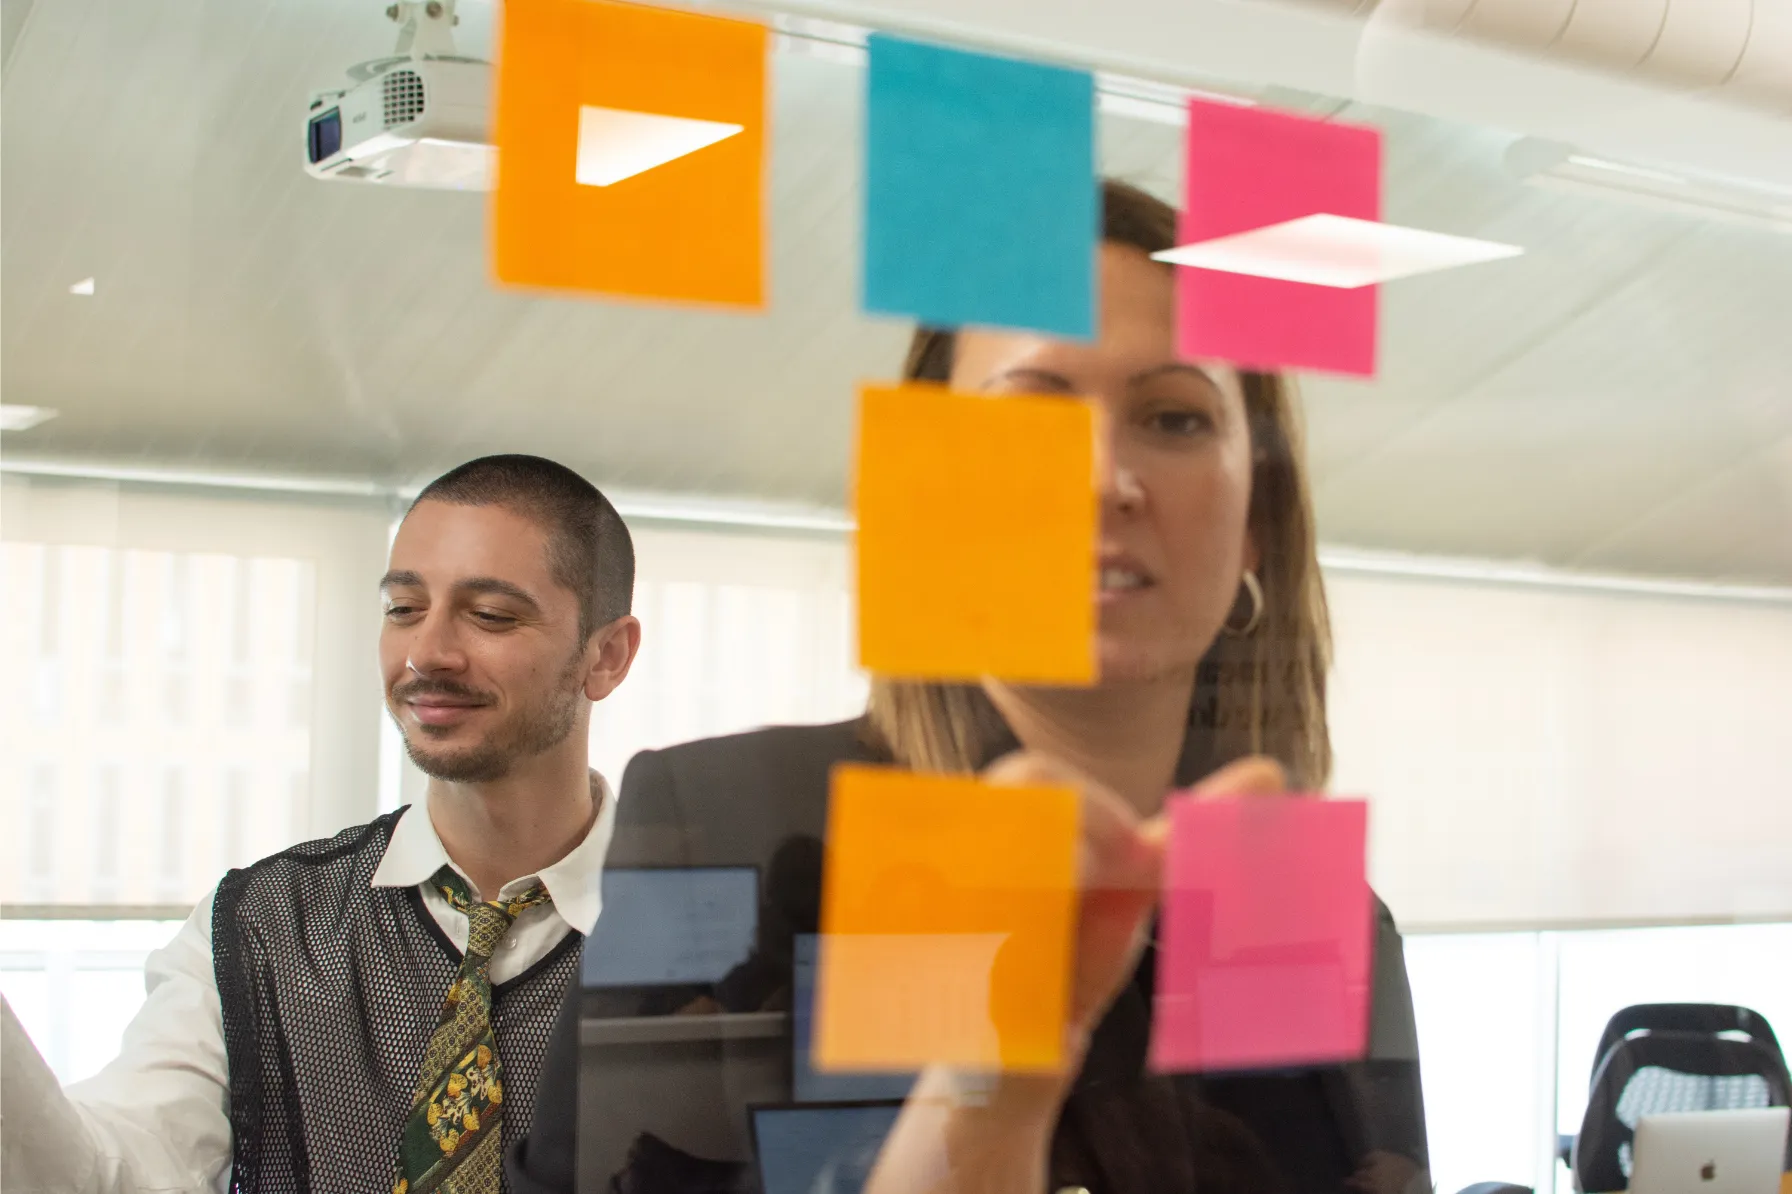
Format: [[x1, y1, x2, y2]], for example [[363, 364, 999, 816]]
[[853, 382, 1097, 684], [1151, 795, 1373, 1072], [863, 34, 1096, 338], [815, 765, 1079, 1072], [492, 0, 766, 306], [1174, 98, 1382, 377]]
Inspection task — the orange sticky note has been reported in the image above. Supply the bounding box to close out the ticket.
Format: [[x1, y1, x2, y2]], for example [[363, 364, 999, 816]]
[[816, 765, 1079, 1071], [492, 0, 766, 306], [853, 382, 1097, 683]]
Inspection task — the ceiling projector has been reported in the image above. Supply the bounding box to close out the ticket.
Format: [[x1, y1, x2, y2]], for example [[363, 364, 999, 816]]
[[304, 0, 493, 191]]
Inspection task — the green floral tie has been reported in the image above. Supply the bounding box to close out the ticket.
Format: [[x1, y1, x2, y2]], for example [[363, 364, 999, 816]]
[[393, 865, 553, 1194]]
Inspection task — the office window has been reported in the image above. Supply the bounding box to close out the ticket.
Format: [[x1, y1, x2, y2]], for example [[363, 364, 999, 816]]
[[32, 547, 63, 724], [26, 766, 57, 898], [2, 479, 389, 1081], [224, 558, 254, 729], [221, 768, 249, 873], [0, 542, 321, 907], [160, 555, 191, 726], [286, 564, 316, 732], [95, 552, 129, 725], [289, 770, 311, 845], [158, 771, 184, 901], [1406, 932, 1556, 1194], [89, 767, 121, 904], [0, 920, 186, 1084]]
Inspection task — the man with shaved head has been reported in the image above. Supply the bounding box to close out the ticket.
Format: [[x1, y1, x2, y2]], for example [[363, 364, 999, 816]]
[[3, 455, 640, 1194]]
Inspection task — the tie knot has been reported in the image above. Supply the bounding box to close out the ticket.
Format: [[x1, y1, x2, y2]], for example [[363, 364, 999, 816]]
[[429, 865, 552, 961]]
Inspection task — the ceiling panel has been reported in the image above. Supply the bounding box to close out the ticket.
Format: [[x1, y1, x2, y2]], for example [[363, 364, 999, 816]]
[[3, 0, 1790, 584]]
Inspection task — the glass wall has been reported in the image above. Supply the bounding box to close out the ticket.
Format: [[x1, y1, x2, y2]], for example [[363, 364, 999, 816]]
[[4, 1, 1790, 1191]]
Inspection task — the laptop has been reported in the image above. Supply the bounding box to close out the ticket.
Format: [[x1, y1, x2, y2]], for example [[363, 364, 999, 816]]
[[576, 866, 780, 1192], [1631, 1108, 1790, 1194], [581, 866, 760, 997], [750, 1102, 905, 1194]]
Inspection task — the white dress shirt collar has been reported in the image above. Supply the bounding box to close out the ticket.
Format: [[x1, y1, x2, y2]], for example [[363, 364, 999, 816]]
[[369, 770, 615, 937]]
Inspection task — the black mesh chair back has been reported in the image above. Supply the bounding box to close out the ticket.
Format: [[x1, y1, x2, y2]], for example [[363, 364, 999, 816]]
[[1571, 1032, 1792, 1193], [1590, 1004, 1785, 1086]]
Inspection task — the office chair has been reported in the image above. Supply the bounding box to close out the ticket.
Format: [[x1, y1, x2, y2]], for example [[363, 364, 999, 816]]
[[1559, 1003, 1787, 1170], [1592, 1004, 1785, 1075], [1569, 1031, 1792, 1193]]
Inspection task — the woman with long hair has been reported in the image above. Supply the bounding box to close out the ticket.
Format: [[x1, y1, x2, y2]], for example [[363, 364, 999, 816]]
[[509, 180, 1427, 1194]]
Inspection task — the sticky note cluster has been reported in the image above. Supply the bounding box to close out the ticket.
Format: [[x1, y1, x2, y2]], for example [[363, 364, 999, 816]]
[[853, 382, 1098, 685], [489, 5, 1411, 381], [1152, 794, 1374, 1072], [814, 765, 1080, 1072], [814, 766, 1376, 1074]]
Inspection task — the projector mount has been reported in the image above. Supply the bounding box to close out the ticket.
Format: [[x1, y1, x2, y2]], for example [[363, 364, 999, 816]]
[[346, 0, 477, 84]]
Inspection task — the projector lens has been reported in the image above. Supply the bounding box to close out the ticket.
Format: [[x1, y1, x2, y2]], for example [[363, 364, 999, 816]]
[[308, 109, 342, 164]]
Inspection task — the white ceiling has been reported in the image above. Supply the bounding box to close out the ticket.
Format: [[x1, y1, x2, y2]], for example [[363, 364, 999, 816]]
[[3, 0, 1791, 585]]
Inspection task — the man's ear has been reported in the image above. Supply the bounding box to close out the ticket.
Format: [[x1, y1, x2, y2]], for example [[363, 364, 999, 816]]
[[582, 615, 641, 702]]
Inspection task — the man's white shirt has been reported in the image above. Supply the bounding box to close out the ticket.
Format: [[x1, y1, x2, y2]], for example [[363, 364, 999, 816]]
[[0, 774, 615, 1194]]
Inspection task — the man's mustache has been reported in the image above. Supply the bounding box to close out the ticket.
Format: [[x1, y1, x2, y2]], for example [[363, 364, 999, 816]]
[[391, 677, 496, 705]]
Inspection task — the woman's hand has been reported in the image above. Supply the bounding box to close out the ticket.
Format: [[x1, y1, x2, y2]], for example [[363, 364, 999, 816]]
[[982, 751, 1290, 1072], [864, 752, 1289, 1194]]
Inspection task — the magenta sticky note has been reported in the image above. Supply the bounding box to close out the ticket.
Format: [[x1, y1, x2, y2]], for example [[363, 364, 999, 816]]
[[1176, 99, 1382, 377], [1151, 795, 1373, 1073]]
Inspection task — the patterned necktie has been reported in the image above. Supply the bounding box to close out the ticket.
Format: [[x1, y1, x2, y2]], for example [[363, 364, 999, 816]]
[[393, 865, 553, 1194]]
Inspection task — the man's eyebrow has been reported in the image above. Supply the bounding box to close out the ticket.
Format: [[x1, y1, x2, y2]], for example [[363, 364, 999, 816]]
[[453, 576, 543, 614], [379, 573, 543, 615]]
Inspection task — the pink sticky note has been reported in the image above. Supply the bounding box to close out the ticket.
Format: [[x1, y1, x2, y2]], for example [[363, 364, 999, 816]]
[[1151, 795, 1373, 1073], [1176, 100, 1382, 377]]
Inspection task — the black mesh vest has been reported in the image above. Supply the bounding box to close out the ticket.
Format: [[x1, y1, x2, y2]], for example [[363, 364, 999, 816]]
[[213, 808, 582, 1194]]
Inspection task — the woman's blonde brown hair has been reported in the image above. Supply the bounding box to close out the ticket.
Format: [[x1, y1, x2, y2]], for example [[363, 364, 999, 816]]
[[861, 179, 1334, 790]]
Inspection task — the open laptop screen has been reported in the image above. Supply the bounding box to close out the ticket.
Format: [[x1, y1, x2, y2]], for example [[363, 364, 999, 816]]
[[581, 866, 759, 989], [751, 1103, 903, 1194]]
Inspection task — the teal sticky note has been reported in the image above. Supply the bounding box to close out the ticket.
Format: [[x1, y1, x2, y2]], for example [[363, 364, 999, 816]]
[[864, 35, 1096, 339]]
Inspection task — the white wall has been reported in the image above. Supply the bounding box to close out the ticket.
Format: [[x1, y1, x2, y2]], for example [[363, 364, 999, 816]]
[[1328, 570, 1792, 929]]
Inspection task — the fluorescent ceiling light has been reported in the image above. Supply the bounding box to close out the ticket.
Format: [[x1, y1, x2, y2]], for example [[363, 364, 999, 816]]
[[1507, 139, 1792, 235], [69, 277, 95, 296], [1152, 213, 1523, 288], [574, 106, 744, 188], [0, 406, 59, 431], [1096, 74, 1255, 126]]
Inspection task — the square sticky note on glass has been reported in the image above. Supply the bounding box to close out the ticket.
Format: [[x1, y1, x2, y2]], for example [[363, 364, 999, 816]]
[[1175, 99, 1381, 376], [492, 0, 766, 306], [815, 765, 1079, 1072], [853, 382, 1097, 684], [864, 34, 1096, 338], [1151, 795, 1373, 1073]]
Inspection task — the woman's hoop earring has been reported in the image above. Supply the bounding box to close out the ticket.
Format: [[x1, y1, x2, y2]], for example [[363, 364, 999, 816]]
[[1222, 570, 1264, 638]]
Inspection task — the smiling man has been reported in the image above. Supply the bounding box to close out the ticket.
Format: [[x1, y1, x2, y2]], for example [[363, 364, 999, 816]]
[[1, 455, 640, 1194]]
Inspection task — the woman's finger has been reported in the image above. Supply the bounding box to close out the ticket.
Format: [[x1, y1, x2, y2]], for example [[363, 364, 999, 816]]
[[982, 750, 1152, 877], [1185, 754, 1289, 800], [1130, 755, 1291, 870]]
